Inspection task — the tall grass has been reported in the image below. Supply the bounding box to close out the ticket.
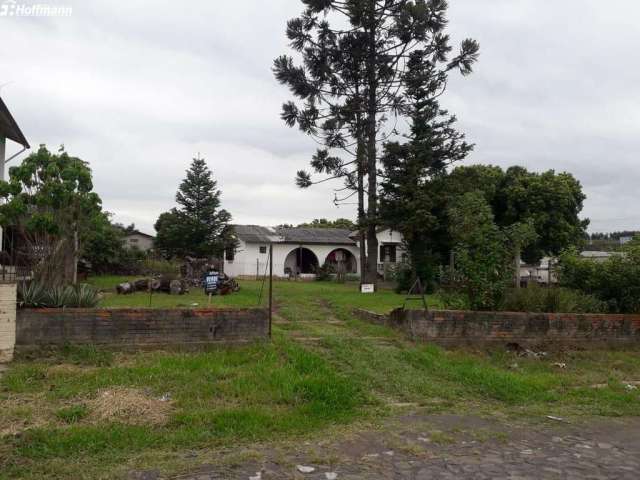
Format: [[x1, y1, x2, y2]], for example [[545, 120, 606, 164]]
[[501, 285, 606, 313]]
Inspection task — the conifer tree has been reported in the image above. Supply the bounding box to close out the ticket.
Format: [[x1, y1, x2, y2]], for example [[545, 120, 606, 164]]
[[274, 0, 479, 285], [380, 44, 477, 287], [155, 156, 231, 258]]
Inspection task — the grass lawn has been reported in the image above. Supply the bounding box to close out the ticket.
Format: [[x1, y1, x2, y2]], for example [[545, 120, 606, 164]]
[[2, 278, 639, 479], [89, 276, 441, 312]]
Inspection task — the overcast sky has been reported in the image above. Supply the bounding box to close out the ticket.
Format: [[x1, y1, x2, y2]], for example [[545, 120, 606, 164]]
[[1, 0, 638, 234]]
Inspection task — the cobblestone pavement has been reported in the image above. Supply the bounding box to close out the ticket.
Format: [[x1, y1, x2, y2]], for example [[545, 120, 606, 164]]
[[130, 414, 640, 480]]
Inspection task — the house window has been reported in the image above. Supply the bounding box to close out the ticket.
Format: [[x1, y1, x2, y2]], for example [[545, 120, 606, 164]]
[[380, 245, 397, 263], [225, 248, 235, 261], [259, 246, 267, 254]]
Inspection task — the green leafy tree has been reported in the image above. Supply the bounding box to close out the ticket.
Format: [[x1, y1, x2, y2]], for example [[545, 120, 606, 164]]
[[297, 218, 356, 230], [274, 0, 479, 284], [0, 145, 102, 285], [82, 212, 126, 273], [433, 165, 589, 265], [154, 156, 231, 259], [495, 167, 589, 263], [448, 192, 517, 310], [559, 239, 640, 313], [83, 214, 146, 275]]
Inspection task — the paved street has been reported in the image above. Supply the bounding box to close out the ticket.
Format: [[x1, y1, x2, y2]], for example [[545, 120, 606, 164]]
[[130, 414, 640, 480]]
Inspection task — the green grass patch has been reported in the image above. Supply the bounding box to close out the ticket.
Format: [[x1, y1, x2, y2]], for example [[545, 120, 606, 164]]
[[2, 279, 640, 479], [55, 405, 89, 424]]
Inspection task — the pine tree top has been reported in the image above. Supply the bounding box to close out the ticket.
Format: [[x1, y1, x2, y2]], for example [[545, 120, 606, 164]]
[[176, 156, 221, 222]]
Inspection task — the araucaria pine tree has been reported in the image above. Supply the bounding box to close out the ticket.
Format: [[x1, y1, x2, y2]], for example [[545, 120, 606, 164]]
[[155, 156, 232, 259], [274, 0, 479, 285]]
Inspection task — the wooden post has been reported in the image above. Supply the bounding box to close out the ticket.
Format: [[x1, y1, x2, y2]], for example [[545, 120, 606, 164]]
[[268, 244, 273, 338], [514, 245, 521, 289], [0, 136, 5, 251]]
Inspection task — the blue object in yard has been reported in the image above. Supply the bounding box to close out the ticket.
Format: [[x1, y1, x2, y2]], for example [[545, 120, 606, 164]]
[[204, 270, 220, 295]]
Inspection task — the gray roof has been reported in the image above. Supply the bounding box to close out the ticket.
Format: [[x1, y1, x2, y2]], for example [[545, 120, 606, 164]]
[[278, 228, 355, 245], [232, 225, 282, 243], [232, 225, 355, 245], [0, 97, 30, 148]]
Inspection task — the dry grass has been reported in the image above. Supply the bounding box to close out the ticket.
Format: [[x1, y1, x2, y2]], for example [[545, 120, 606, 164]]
[[88, 388, 173, 426]]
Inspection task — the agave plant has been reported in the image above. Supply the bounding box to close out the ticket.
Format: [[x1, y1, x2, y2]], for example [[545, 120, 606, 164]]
[[68, 284, 100, 308], [44, 285, 75, 308], [17, 281, 47, 308]]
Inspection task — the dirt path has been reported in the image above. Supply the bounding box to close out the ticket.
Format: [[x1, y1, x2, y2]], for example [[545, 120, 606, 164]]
[[129, 413, 640, 480]]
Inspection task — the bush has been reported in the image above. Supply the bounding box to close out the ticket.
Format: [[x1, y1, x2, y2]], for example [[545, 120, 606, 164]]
[[141, 258, 180, 276], [501, 285, 606, 314], [391, 263, 414, 293], [18, 282, 100, 309], [438, 290, 471, 310], [559, 243, 640, 313], [315, 262, 335, 282]]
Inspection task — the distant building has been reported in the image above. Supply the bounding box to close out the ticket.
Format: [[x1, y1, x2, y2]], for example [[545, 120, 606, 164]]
[[580, 251, 617, 263], [620, 236, 634, 245], [519, 257, 558, 286], [123, 230, 154, 252], [224, 225, 405, 279]]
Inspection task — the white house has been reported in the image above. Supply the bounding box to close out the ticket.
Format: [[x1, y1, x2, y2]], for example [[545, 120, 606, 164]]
[[224, 225, 405, 279], [519, 257, 558, 286], [122, 230, 155, 252]]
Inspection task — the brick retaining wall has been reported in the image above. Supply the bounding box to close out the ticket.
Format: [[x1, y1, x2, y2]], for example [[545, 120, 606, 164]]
[[16, 307, 269, 351], [354, 308, 640, 348]]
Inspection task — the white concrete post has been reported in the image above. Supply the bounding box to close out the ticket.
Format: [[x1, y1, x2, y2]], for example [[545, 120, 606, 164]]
[[0, 283, 17, 363]]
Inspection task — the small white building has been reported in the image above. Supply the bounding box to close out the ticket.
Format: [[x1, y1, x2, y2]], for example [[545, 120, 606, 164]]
[[123, 230, 154, 252], [620, 236, 635, 245], [224, 225, 405, 279], [519, 257, 558, 285]]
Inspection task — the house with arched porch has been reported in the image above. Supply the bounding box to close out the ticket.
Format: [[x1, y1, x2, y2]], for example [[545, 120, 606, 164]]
[[224, 225, 404, 279]]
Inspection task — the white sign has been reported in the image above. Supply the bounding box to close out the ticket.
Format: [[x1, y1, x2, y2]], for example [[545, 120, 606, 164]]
[[360, 284, 375, 294]]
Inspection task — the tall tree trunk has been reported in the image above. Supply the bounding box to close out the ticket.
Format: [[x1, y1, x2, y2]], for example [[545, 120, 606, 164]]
[[356, 116, 367, 285], [365, 6, 379, 287]]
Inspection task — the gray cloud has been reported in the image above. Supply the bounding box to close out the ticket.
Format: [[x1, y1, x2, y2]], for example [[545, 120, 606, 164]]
[[0, 0, 638, 234]]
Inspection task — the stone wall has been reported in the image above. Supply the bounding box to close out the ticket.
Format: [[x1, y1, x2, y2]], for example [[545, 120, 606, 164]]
[[354, 308, 640, 348], [0, 283, 17, 362], [16, 307, 269, 351]]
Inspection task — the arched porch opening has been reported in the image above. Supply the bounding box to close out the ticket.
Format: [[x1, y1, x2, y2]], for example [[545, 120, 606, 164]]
[[284, 247, 319, 276], [324, 248, 357, 274]]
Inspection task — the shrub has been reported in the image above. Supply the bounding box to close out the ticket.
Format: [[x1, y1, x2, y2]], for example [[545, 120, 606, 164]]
[[559, 243, 640, 313], [438, 290, 471, 310], [18, 282, 100, 309], [448, 192, 519, 310], [142, 258, 180, 276], [501, 285, 606, 314], [391, 263, 414, 293], [315, 262, 335, 282]]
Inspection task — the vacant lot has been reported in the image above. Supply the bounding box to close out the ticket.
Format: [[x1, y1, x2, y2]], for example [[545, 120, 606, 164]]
[[1, 280, 639, 479]]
